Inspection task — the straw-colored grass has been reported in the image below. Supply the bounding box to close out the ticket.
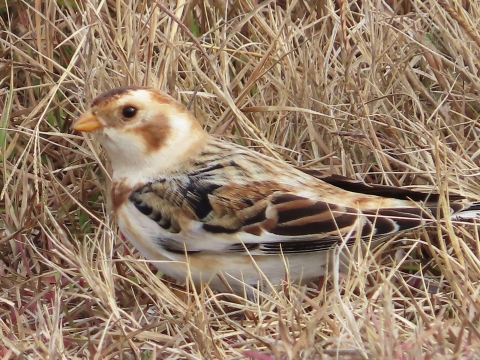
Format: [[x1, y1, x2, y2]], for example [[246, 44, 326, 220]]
[[1, 0, 480, 358]]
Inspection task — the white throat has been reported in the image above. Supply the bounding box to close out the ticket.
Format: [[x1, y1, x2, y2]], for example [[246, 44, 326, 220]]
[[99, 119, 208, 185]]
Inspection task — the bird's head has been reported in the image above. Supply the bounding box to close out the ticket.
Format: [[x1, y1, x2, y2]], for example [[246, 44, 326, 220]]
[[72, 86, 207, 179]]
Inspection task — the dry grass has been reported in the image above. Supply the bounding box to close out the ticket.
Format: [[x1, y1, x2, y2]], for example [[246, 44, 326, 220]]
[[1, 0, 480, 358]]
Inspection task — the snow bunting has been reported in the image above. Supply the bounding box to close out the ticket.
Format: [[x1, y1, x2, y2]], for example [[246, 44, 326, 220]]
[[72, 86, 479, 293]]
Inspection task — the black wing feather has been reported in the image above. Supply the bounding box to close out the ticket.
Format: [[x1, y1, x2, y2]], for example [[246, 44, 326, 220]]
[[127, 168, 471, 256], [300, 169, 465, 202]]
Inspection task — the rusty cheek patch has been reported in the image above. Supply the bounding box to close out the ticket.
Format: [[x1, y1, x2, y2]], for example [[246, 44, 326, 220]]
[[111, 181, 133, 212], [133, 115, 171, 152]]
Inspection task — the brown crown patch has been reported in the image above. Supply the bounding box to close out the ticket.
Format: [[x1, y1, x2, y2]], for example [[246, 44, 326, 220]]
[[91, 86, 146, 107], [148, 89, 193, 116], [148, 89, 178, 106]]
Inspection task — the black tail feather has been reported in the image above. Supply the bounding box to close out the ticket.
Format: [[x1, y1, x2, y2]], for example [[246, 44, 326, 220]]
[[301, 169, 465, 202]]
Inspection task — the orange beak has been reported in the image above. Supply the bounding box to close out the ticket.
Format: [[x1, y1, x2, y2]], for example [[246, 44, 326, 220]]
[[71, 110, 103, 132]]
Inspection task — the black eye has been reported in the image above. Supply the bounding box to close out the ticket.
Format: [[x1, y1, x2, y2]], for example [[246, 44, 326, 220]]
[[122, 106, 137, 118]]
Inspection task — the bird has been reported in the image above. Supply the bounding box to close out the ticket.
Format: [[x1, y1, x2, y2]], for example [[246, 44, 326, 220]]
[[71, 86, 479, 294]]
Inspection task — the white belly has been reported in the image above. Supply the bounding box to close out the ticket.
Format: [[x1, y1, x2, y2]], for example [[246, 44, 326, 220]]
[[116, 202, 348, 293]]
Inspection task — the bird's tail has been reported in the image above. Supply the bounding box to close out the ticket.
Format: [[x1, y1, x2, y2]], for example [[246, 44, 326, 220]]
[[452, 202, 480, 220]]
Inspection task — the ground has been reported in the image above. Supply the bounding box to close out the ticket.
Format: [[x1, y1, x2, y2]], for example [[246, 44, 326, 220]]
[[1, 0, 480, 358]]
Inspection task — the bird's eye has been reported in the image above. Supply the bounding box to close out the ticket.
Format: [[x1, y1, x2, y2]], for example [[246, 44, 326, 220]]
[[122, 106, 137, 119]]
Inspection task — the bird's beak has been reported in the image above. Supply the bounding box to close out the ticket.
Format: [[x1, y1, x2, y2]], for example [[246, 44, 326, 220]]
[[71, 110, 103, 132]]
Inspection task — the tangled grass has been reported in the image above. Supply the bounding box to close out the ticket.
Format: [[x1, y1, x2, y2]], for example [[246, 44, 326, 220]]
[[1, 0, 480, 358]]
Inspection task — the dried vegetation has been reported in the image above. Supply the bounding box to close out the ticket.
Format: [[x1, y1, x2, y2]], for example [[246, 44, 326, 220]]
[[1, 0, 480, 358]]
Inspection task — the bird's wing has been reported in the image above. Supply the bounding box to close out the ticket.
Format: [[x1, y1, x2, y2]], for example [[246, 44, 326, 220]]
[[127, 176, 434, 255], [298, 169, 465, 202]]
